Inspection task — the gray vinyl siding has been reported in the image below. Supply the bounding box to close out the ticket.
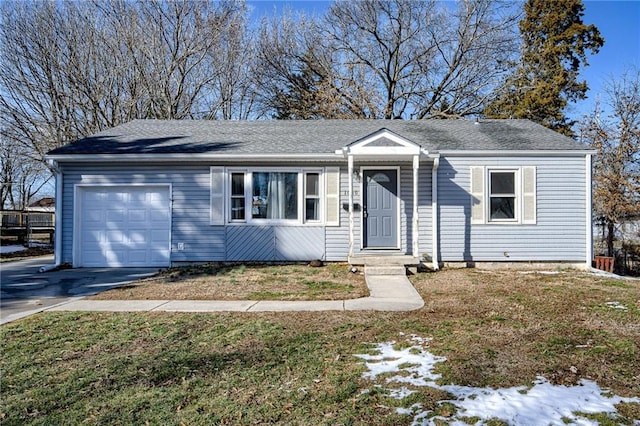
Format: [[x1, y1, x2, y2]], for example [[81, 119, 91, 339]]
[[58, 154, 589, 265], [327, 162, 433, 258], [59, 164, 225, 264], [226, 226, 324, 261], [438, 156, 587, 262], [59, 163, 358, 264]]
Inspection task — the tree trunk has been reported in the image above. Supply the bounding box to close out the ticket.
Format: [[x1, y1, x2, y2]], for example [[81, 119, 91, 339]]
[[606, 221, 615, 257]]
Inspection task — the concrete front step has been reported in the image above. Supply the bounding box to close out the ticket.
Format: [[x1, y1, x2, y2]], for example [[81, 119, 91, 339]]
[[349, 255, 420, 267], [364, 265, 407, 276]]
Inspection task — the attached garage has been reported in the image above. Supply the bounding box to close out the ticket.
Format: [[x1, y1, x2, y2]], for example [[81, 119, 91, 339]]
[[75, 185, 171, 267]]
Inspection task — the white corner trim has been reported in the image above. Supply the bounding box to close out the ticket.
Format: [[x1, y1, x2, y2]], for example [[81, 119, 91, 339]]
[[54, 163, 62, 266], [412, 155, 420, 257], [586, 154, 593, 268], [348, 155, 354, 257]]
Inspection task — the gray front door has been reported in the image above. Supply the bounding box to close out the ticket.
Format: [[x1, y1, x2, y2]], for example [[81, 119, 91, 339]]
[[363, 169, 398, 248]]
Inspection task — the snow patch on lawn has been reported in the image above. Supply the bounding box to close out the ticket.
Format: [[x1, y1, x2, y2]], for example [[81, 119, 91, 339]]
[[0, 245, 27, 254], [605, 301, 628, 310], [355, 335, 640, 425]]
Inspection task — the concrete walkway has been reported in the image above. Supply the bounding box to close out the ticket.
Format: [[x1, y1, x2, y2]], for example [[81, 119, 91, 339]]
[[47, 273, 424, 314]]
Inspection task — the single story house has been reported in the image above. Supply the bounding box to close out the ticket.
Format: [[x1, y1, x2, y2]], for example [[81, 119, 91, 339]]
[[46, 119, 594, 269]]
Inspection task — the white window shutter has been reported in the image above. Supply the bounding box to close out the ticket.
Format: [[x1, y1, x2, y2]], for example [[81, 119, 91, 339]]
[[522, 166, 537, 224], [470, 166, 485, 224], [210, 167, 225, 225], [325, 167, 340, 226]]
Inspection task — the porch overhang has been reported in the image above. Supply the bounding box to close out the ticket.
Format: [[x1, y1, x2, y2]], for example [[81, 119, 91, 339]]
[[335, 127, 428, 160], [338, 128, 435, 261]]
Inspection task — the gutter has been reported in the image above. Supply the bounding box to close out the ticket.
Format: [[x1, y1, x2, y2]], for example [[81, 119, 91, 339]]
[[46, 153, 345, 163], [438, 150, 597, 157]]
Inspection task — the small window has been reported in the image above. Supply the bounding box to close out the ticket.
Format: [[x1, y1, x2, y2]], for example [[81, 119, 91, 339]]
[[305, 173, 320, 221], [489, 171, 516, 220], [252, 172, 298, 220], [230, 173, 245, 221]]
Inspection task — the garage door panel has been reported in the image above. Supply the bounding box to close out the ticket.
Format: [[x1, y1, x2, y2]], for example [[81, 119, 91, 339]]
[[149, 209, 170, 222], [83, 209, 104, 224], [151, 229, 169, 243], [128, 209, 147, 222], [78, 186, 171, 267], [106, 230, 125, 243], [128, 250, 148, 264], [106, 209, 126, 223], [151, 250, 170, 263]]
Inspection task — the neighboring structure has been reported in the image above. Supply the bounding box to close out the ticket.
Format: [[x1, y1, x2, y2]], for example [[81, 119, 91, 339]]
[[27, 197, 56, 213], [46, 119, 594, 269]]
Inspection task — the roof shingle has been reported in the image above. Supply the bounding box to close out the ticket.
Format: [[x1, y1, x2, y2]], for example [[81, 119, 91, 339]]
[[47, 119, 587, 156]]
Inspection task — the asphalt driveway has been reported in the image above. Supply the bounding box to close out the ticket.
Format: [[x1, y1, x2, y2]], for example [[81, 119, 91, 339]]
[[0, 256, 159, 324]]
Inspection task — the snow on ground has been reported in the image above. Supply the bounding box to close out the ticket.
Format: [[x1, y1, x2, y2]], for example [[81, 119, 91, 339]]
[[355, 335, 640, 425], [605, 301, 629, 310], [0, 245, 27, 254]]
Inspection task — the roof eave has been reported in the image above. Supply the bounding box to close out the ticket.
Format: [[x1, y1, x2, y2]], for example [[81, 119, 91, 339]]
[[46, 153, 345, 163], [438, 149, 596, 156]]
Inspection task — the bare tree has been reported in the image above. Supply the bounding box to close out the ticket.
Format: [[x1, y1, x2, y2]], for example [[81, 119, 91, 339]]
[[581, 69, 640, 256], [0, 0, 255, 189], [205, 2, 260, 120], [255, 11, 366, 119], [1, 129, 52, 210], [258, 0, 519, 120], [415, 0, 520, 118]]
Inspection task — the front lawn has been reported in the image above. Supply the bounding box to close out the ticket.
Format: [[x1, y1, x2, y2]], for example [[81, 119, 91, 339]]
[[1, 268, 638, 424], [88, 262, 367, 301]]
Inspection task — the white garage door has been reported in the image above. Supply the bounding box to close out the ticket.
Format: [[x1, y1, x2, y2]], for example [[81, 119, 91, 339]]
[[78, 186, 171, 267]]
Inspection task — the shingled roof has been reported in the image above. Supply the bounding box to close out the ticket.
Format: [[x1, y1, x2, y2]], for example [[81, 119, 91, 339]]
[[47, 119, 587, 156]]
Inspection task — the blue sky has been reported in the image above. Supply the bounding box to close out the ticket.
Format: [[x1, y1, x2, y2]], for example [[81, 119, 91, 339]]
[[247, 0, 640, 123], [575, 1, 640, 120]]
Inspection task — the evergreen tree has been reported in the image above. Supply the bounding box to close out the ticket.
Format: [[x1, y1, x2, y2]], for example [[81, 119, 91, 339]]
[[485, 0, 604, 136]]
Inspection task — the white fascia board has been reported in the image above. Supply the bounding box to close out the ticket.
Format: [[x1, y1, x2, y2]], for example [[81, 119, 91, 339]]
[[349, 128, 421, 150], [350, 145, 422, 156], [438, 150, 597, 157], [46, 153, 344, 163]]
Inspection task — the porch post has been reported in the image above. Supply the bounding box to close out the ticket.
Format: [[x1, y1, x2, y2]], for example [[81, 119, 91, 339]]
[[348, 154, 354, 257], [412, 155, 419, 257]]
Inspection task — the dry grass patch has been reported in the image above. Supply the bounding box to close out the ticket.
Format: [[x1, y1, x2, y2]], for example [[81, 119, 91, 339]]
[[409, 268, 640, 399], [2, 268, 638, 425], [89, 262, 367, 301]]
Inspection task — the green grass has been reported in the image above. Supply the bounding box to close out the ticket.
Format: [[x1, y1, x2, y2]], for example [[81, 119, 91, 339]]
[[1, 312, 408, 425], [2, 268, 640, 425]]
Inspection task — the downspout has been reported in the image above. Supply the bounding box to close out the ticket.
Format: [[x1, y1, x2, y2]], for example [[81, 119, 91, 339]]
[[586, 154, 593, 269], [412, 155, 419, 257], [41, 159, 62, 272], [348, 154, 354, 258], [431, 156, 440, 270]]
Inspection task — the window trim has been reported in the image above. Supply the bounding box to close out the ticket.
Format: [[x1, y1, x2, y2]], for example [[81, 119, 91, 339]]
[[224, 167, 325, 226], [304, 171, 323, 223], [470, 165, 536, 226], [488, 169, 519, 223], [229, 171, 247, 222]]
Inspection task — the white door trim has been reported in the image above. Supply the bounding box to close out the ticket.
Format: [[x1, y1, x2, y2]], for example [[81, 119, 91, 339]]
[[360, 166, 401, 250]]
